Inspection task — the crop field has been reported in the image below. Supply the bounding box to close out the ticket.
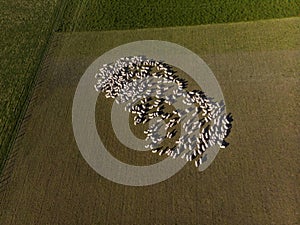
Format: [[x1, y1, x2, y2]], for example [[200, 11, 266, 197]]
[[0, 17, 299, 224]]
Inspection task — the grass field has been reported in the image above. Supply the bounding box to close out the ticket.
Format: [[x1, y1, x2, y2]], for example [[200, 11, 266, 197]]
[[0, 18, 299, 224], [0, 0, 299, 224], [57, 0, 300, 31], [1, 0, 299, 178]]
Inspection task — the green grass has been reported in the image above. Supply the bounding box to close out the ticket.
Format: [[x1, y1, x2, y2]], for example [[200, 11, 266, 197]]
[[0, 0, 64, 175], [57, 0, 300, 32]]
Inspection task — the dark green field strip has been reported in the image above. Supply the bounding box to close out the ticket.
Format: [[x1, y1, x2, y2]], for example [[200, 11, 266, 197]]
[[57, 0, 300, 32], [0, 0, 68, 176]]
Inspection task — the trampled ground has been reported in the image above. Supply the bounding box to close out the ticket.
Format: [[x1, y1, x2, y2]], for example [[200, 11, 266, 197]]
[[0, 18, 299, 224]]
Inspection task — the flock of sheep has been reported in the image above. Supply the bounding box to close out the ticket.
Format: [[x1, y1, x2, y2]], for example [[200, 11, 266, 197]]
[[95, 56, 233, 167]]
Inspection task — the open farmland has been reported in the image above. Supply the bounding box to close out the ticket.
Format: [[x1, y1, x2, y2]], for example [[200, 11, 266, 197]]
[[0, 18, 299, 224], [1, 0, 300, 178]]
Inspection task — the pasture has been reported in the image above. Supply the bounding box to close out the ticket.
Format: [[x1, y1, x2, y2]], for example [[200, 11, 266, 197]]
[[0, 18, 299, 224], [1, 0, 299, 178]]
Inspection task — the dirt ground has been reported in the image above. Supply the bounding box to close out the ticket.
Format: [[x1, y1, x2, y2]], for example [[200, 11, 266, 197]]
[[0, 18, 299, 224]]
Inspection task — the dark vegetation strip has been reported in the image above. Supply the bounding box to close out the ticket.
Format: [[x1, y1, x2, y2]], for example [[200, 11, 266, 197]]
[[56, 0, 300, 32]]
